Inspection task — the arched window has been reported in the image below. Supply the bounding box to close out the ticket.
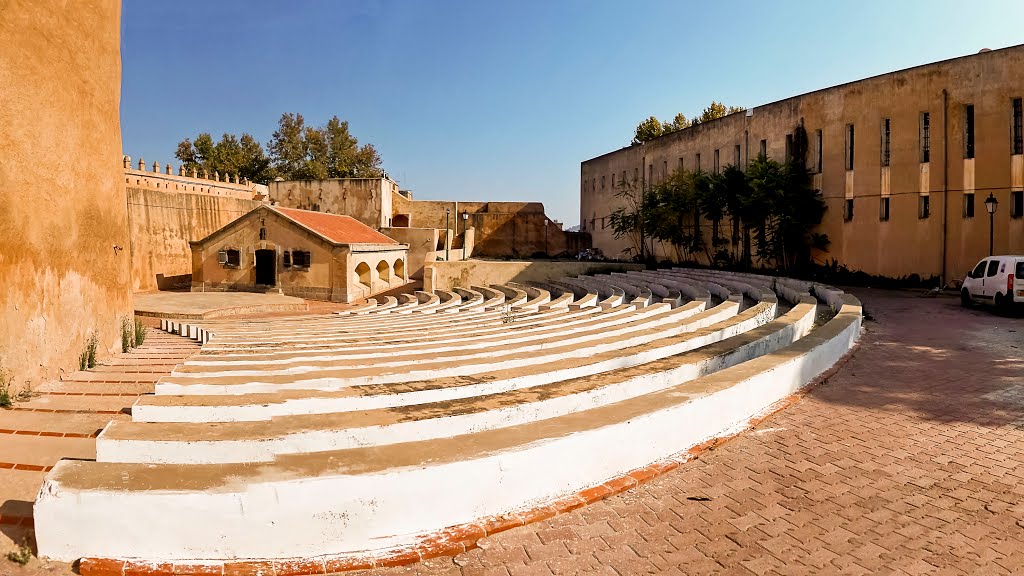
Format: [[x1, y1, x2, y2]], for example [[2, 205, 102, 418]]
[[376, 260, 390, 283], [355, 262, 371, 287], [393, 259, 405, 280]]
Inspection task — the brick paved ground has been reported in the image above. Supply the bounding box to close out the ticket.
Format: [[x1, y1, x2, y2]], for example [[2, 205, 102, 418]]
[[3, 289, 1022, 576], [358, 289, 1024, 576]]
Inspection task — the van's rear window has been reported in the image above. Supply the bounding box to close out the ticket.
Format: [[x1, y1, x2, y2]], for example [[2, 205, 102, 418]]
[[1017, 261, 1024, 277]]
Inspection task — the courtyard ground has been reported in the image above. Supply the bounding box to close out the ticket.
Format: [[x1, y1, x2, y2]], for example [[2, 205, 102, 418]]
[[2, 288, 1022, 575]]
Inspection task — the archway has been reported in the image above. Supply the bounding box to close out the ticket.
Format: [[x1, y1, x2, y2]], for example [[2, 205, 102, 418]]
[[376, 260, 390, 283], [393, 259, 405, 281], [355, 262, 371, 288]]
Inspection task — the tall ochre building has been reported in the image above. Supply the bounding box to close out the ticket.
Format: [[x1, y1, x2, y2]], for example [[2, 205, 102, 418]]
[[580, 45, 1024, 283]]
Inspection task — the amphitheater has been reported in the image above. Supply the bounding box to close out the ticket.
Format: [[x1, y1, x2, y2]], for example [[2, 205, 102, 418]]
[[32, 268, 862, 573]]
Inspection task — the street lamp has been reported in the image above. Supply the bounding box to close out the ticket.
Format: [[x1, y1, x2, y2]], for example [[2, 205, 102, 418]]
[[985, 193, 998, 256], [544, 219, 549, 257], [445, 208, 450, 262], [462, 210, 469, 260]]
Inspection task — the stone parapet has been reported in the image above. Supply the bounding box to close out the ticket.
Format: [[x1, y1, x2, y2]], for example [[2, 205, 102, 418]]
[[123, 155, 269, 200]]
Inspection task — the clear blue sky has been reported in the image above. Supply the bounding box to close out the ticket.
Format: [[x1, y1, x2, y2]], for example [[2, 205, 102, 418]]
[[120, 0, 1024, 225]]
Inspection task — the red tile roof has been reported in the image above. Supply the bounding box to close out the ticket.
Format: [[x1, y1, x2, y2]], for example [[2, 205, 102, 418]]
[[271, 207, 398, 245]]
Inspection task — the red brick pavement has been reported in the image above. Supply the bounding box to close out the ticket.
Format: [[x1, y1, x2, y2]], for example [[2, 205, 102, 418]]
[[356, 289, 1024, 575]]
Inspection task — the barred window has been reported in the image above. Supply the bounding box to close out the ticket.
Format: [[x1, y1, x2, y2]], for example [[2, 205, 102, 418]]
[[881, 118, 891, 167], [921, 112, 931, 163], [1013, 98, 1023, 155]]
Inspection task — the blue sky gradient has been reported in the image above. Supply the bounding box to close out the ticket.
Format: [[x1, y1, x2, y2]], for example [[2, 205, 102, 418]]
[[121, 0, 1024, 224]]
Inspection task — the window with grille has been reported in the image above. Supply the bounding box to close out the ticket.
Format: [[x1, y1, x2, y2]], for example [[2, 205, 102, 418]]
[[291, 251, 311, 268], [921, 112, 931, 163], [963, 193, 975, 218], [1013, 98, 1023, 155], [218, 249, 241, 268], [964, 105, 975, 159], [881, 118, 891, 167], [919, 195, 930, 219], [879, 197, 890, 221]]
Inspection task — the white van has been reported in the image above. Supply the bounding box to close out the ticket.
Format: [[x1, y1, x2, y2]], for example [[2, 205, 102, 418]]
[[961, 255, 1024, 310]]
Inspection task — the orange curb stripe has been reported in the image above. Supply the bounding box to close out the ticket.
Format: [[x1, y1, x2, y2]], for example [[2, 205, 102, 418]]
[[69, 345, 861, 575]]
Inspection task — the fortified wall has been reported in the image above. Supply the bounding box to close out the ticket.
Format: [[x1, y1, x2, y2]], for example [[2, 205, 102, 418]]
[[124, 157, 268, 291], [0, 0, 132, 388]]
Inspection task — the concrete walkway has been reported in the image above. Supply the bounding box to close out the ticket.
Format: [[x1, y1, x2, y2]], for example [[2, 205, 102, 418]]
[[360, 289, 1024, 576], [133, 291, 308, 319]]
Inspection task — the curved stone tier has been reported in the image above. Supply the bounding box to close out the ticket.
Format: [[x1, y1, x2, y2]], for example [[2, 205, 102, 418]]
[[34, 269, 862, 571]]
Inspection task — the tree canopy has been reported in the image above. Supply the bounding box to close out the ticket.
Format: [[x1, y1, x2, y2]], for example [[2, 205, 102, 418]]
[[610, 124, 827, 272], [174, 113, 383, 184], [631, 101, 746, 144]]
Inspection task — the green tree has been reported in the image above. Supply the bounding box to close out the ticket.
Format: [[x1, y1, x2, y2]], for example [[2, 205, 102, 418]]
[[608, 175, 656, 261], [692, 101, 746, 125], [661, 113, 690, 134], [268, 113, 383, 180], [175, 132, 275, 183], [632, 116, 664, 145]]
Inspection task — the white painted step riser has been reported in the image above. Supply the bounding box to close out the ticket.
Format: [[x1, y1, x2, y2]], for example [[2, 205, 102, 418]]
[[141, 304, 747, 409], [185, 306, 638, 361], [176, 304, 694, 373], [36, 314, 860, 563], [156, 304, 731, 390], [201, 306, 595, 345], [101, 308, 815, 463]]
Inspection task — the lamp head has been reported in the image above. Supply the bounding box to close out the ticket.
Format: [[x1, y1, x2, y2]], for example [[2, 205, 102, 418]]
[[985, 193, 999, 214]]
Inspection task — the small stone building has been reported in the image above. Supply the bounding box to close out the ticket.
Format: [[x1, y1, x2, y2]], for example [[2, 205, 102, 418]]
[[190, 205, 408, 302]]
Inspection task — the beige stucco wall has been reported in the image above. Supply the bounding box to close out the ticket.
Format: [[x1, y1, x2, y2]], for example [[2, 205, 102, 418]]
[[129, 186, 264, 291], [269, 178, 396, 229], [344, 248, 410, 302], [425, 260, 644, 292], [581, 45, 1024, 282], [0, 0, 131, 388]]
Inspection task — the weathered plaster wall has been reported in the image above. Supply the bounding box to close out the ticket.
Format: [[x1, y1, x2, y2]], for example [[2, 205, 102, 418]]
[[269, 179, 396, 229], [0, 0, 131, 388], [128, 186, 264, 291], [424, 260, 644, 292], [581, 45, 1024, 282]]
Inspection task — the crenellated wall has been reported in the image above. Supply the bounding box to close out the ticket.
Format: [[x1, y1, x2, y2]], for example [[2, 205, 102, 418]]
[[123, 157, 268, 292]]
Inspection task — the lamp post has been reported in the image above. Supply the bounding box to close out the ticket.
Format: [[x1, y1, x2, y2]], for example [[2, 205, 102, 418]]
[[462, 210, 469, 260], [445, 207, 450, 262], [544, 219, 548, 256], [985, 193, 998, 256]]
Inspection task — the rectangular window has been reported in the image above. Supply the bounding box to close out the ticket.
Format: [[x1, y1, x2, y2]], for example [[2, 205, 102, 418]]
[[759, 139, 767, 157], [283, 251, 292, 268], [963, 192, 975, 218], [662, 160, 667, 179], [1012, 190, 1024, 218], [815, 129, 823, 173], [734, 144, 741, 167], [1013, 98, 1023, 155], [713, 149, 720, 174], [622, 170, 626, 185], [601, 175, 605, 189], [678, 157, 684, 171], [785, 134, 793, 161], [919, 195, 930, 219], [881, 118, 891, 167], [633, 168, 638, 182], [921, 112, 931, 163], [695, 153, 701, 172], [844, 198, 854, 222], [218, 249, 241, 268], [879, 197, 890, 221], [292, 251, 311, 268], [648, 164, 653, 183], [845, 124, 855, 170], [964, 104, 975, 159]]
